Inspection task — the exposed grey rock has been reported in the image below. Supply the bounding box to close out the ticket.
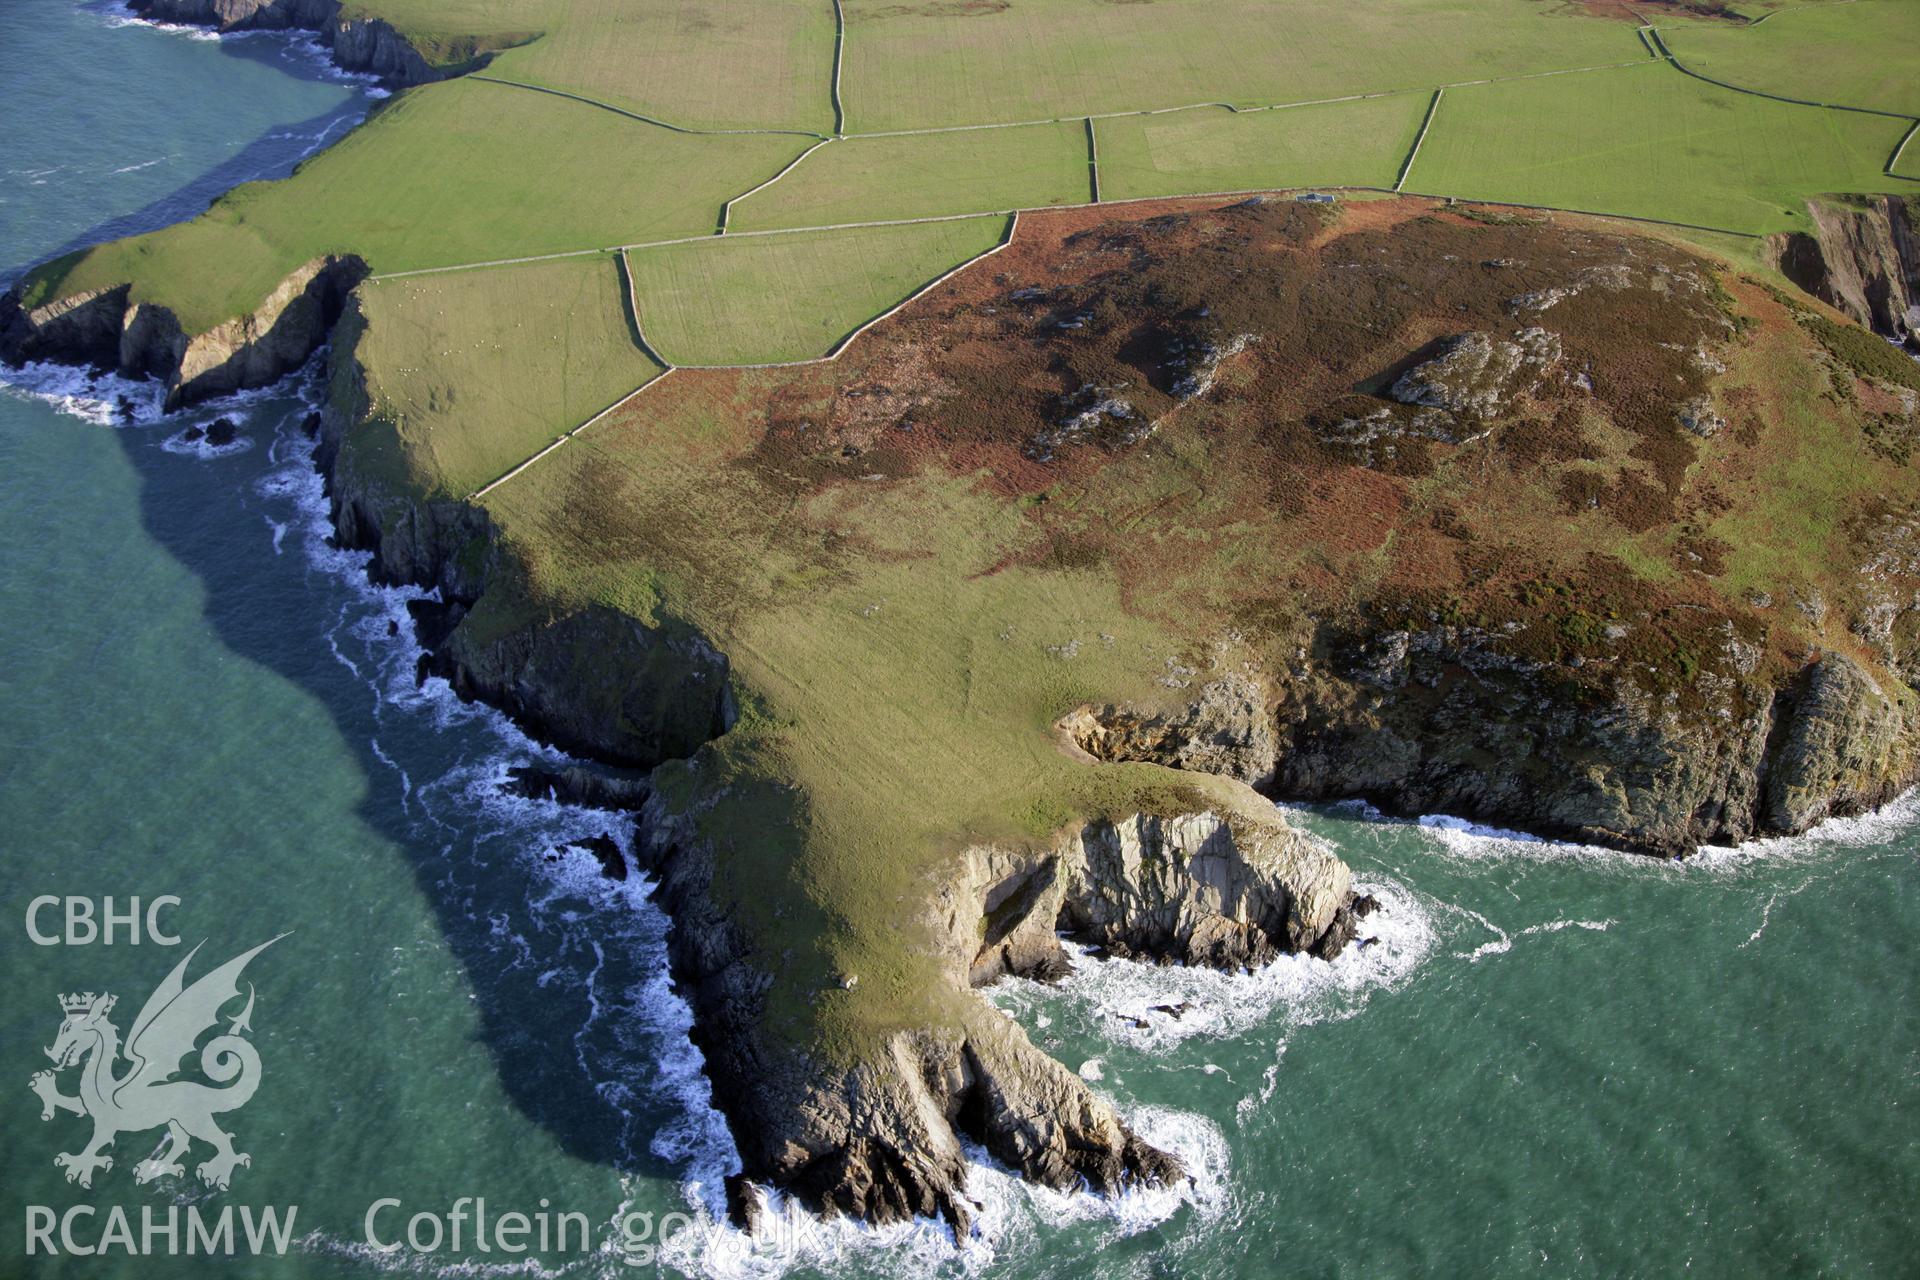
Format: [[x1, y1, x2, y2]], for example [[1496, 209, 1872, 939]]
[[1026, 384, 1147, 460], [1763, 654, 1913, 831], [1768, 196, 1920, 345], [1061, 670, 1279, 786], [437, 605, 734, 769], [1058, 811, 1351, 966], [1676, 394, 1726, 438], [1073, 624, 1920, 858], [504, 764, 652, 811], [0, 255, 366, 410], [1390, 327, 1561, 420], [633, 788, 1256, 1236], [1315, 403, 1479, 466]]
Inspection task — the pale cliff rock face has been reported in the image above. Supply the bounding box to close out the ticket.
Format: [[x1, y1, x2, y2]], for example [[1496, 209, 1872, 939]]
[[961, 809, 1353, 984], [1067, 633, 1920, 857], [639, 785, 1353, 1234], [1060, 672, 1278, 788], [0, 256, 365, 410], [1769, 196, 1920, 346]]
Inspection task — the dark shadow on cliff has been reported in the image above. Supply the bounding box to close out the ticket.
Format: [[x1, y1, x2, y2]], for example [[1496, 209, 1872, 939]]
[[105, 385, 691, 1183]]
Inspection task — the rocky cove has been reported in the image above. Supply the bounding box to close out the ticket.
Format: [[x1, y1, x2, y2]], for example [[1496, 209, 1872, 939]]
[[9, 141, 1920, 1229]]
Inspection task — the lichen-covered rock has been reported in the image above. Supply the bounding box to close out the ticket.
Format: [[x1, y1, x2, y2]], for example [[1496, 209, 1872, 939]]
[[632, 790, 1210, 1236], [1768, 196, 1920, 344], [127, 0, 449, 83], [0, 256, 365, 410], [954, 798, 1356, 983], [1061, 671, 1278, 786], [1071, 626, 1920, 857], [1060, 810, 1351, 965], [1676, 394, 1726, 438], [1390, 327, 1562, 420]]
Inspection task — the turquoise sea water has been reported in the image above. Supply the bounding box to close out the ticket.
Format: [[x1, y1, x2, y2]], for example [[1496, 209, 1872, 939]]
[[1, 6, 1916, 1277]]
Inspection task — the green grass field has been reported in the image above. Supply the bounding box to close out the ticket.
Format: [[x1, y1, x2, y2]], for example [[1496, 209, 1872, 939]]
[[1408, 60, 1911, 233], [1094, 95, 1431, 202], [17, 79, 800, 331], [1661, 0, 1920, 117], [726, 122, 1090, 232], [353, 254, 662, 497], [623, 216, 1009, 366], [485, 0, 839, 132], [477, 382, 1224, 1044], [838, 0, 1643, 132]]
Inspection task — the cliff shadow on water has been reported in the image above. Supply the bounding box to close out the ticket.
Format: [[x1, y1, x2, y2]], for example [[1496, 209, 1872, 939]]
[[101, 388, 694, 1187]]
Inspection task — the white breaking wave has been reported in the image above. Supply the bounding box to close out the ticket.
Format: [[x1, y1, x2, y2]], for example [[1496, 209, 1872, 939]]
[[0, 360, 166, 426], [987, 875, 1437, 1055], [1297, 787, 1920, 875], [89, 0, 388, 96], [652, 1106, 1230, 1280]]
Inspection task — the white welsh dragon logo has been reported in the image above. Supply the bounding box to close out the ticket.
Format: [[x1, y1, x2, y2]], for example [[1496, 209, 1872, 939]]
[[29, 937, 282, 1191]]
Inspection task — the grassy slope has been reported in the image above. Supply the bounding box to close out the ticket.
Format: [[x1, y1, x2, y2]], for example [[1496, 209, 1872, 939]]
[[353, 254, 662, 498], [477, 371, 1215, 1050], [838, 0, 1643, 131], [1661, 0, 1920, 117], [624, 217, 1008, 366], [484, 0, 839, 133], [726, 123, 1091, 231], [1408, 60, 1910, 232], [18, 80, 801, 332], [1094, 96, 1431, 201]]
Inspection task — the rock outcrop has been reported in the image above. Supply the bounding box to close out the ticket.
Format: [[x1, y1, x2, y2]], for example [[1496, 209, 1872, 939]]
[[1769, 196, 1920, 347], [435, 605, 736, 770], [0, 255, 366, 410], [126, 0, 465, 84], [1067, 631, 1920, 858], [639, 783, 1354, 1234], [1389, 327, 1562, 420]]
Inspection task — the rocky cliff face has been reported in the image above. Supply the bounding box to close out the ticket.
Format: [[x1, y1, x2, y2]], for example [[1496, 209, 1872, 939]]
[[0, 255, 366, 411], [638, 784, 1356, 1233], [1769, 197, 1920, 348], [126, 0, 451, 84], [1068, 629, 1919, 857]]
